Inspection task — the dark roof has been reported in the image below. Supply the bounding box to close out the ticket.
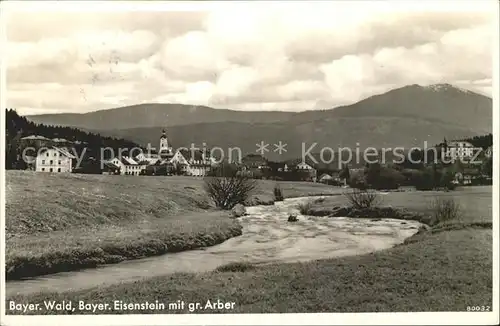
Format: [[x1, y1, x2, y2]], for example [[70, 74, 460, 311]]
[[103, 162, 119, 170], [179, 148, 206, 162]]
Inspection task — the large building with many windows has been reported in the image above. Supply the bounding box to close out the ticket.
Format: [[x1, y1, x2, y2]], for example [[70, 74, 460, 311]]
[[35, 147, 76, 173]]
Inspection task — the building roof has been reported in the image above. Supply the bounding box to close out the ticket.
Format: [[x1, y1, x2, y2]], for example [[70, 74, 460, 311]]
[[38, 146, 77, 159], [178, 148, 208, 162], [111, 156, 138, 166], [319, 173, 333, 180], [448, 141, 474, 148], [52, 138, 71, 143], [288, 161, 315, 170], [103, 162, 120, 170], [137, 160, 153, 165], [122, 156, 138, 165], [21, 135, 50, 141]]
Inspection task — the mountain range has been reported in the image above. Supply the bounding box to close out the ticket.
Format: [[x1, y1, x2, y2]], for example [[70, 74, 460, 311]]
[[26, 83, 492, 161]]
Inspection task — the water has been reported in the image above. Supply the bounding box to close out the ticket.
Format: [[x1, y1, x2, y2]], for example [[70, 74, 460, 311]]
[[6, 196, 421, 297]]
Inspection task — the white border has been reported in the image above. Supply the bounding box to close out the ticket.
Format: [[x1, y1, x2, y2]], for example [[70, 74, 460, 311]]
[[1, 1, 499, 325], [1, 0, 7, 324]]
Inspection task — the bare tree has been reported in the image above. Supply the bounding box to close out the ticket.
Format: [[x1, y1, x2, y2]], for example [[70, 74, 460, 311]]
[[430, 197, 461, 224], [343, 189, 381, 209], [204, 175, 258, 210]]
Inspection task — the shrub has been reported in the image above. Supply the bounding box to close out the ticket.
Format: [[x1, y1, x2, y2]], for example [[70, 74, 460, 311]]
[[297, 201, 313, 215], [204, 176, 257, 210], [273, 184, 284, 202], [430, 197, 462, 224], [215, 261, 255, 272], [344, 189, 381, 209]]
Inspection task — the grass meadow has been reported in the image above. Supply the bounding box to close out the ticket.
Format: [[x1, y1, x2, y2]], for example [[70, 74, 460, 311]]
[[5, 171, 341, 279], [4, 171, 492, 312]]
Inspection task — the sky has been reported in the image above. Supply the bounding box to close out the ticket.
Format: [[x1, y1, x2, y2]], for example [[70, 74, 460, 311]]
[[4, 1, 497, 115]]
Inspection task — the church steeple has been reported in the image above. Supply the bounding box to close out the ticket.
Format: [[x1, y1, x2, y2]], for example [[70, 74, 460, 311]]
[[159, 128, 173, 158]]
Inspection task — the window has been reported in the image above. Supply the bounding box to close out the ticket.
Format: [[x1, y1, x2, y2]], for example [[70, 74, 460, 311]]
[[42, 160, 46, 164], [57, 168, 61, 172], [46, 153, 49, 157], [41, 168, 45, 171], [50, 160, 53, 165], [54, 152, 57, 157], [49, 168, 53, 172], [58, 160, 61, 165]]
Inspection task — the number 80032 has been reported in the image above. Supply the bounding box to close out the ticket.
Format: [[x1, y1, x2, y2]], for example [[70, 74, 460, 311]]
[[467, 306, 491, 312]]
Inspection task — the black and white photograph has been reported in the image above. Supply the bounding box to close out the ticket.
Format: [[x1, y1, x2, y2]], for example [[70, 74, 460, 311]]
[[1, 0, 499, 325]]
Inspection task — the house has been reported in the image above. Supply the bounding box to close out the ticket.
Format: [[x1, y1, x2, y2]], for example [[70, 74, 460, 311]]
[[35, 147, 76, 173], [107, 128, 216, 177], [318, 173, 333, 183], [444, 141, 481, 161], [102, 162, 120, 175], [454, 168, 481, 185], [153, 128, 215, 177], [289, 161, 317, 182], [166, 148, 213, 177], [20, 135, 51, 148], [135, 150, 160, 165], [108, 156, 146, 175]]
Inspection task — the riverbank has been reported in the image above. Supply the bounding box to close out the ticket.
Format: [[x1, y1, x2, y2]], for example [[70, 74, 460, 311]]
[[6, 186, 492, 313], [7, 226, 492, 313], [6, 171, 342, 279]]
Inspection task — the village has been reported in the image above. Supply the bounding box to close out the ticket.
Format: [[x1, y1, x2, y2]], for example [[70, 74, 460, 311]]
[[13, 126, 493, 189]]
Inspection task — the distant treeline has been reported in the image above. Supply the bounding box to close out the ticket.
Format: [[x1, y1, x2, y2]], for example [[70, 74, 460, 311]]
[[5, 109, 141, 170], [460, 133, 493, 149]]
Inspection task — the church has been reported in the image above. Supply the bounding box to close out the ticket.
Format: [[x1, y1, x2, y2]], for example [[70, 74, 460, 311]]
[[135, 129, 215, 177]]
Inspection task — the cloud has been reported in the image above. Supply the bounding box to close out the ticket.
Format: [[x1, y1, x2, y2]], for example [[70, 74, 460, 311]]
[[5, 3, 495, 115]]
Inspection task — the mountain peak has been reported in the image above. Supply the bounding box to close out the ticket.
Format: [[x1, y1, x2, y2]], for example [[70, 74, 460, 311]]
[[423, 83, 471, 94]]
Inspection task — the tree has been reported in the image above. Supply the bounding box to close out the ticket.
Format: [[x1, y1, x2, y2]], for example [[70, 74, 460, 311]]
[[414, 168, 435, 191], [482, 157, 493, 178], [364, 163, 382, 187], [204, 175, 257, 209], [339, 164, 350, 182]]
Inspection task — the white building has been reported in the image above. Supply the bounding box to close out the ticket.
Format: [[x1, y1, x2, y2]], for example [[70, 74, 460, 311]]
[[109, 156, 147, 175], [134, 128, 215, 177], [135, 151, 160, 165], [36, 147, 76, 173], [444, 141, 480, 161]]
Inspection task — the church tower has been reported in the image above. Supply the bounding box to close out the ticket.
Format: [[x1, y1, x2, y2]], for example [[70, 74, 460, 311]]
[[159, 128, 173, 158]]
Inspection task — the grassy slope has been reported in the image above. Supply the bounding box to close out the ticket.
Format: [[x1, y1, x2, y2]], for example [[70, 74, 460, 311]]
[[5, 171, 340, 279], [6, 186, 493, 313]]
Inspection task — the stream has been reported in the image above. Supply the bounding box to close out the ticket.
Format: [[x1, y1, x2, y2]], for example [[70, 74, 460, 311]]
[[6, 196, 421, 296]]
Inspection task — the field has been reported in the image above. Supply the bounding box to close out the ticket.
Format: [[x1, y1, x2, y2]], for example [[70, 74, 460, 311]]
[[5, 179, 493, 313], [5, 171, 341, 279], [304, 186, 492, 224]]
